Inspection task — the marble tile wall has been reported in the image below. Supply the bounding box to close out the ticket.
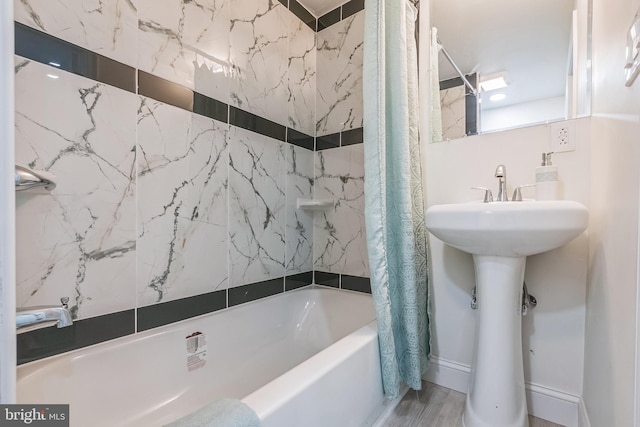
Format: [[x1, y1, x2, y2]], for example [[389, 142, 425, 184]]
[[313, 8, 369, 279], [14, 0, 138, 67], [288, 18, 317, 135], [229, 0, 291, 127], [228, 126, 286, 286], [316, 10, 364, 136], [14, 0, 318, 321], [313, 144, 369, 277], [137, 0, 230, 102], [17, 0, 316, 134], [136, 98, 229, 306], [15, 57, 137, 319], [286, 145, 315, 275], [440, 85, 466, 140], [14, 0, 366, 340]]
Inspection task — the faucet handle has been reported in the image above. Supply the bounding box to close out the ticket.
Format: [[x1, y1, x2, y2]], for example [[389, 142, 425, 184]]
[[60, 297, 69, 309], [512, 184, 536, 201], [471, 187, 494, 203]]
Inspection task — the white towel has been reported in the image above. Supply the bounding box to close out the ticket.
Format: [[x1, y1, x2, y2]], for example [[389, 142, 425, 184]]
[[164, 399, 260, 427]]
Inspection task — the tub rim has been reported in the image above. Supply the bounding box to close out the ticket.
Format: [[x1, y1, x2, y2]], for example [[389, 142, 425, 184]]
[[17, 284, 373, 373]]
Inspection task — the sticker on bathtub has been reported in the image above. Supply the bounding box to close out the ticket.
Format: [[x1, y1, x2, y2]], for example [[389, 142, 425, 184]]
[[186, 332, 207, 372]]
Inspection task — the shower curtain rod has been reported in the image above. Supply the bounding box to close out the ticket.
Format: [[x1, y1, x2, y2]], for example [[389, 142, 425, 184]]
[[436, 38, 478, 96]]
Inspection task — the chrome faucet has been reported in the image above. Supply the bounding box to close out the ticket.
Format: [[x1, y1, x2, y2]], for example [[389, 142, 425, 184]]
[[495, 164, 508, 201], [16, 297, 73, 332]]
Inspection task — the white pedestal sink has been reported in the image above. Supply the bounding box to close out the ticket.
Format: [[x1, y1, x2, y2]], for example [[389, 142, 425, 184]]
[[425, 200, 588, 427]]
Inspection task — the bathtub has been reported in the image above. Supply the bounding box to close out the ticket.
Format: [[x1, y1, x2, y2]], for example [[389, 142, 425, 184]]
[[17, 286, 386, 426]]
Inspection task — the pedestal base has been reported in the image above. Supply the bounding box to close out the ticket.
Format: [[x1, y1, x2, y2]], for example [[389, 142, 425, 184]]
[[463, 255, 529, 427]]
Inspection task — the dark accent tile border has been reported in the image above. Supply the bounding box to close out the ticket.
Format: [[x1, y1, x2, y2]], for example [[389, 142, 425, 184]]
[[17, 272, 370, 364], [138, 70, 194, 111], [15, 20, 316, 151], [194, 92, 229, 123], [316, 132, 340, 150], [439, 76, 466, 91], [316, 127, 364, 150], [342, 0, 365, 19], [17, 309, 135, 365], [341, 274, 371, 294], [137, 290, 226, 332], [139, 72, 300, 143], [283, 0, 364, 33], [318, 0, 365, 32], [229, 278, 284, 306], [317, 7, 341, 31], [289, 0, 317, 31], [14, 22, 136, 93], [139, 73, 294, 143], [230, 106, 287, 142], [285, 271, 314, 291], [314, 271, 340, 288], [287, 128, 315, 150], [341, 127, 363, 146], [465, 73, 478, 137]]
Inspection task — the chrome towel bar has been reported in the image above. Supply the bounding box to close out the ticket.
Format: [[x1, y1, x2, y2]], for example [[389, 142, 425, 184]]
[[15, 165, 56, 193]]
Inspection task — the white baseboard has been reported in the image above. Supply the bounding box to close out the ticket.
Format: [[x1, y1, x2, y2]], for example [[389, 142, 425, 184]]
[[578, 396, 591, 427], [424, 356, 583, 427], [423, 355, 470, 393], [526, 382, 580, 427]]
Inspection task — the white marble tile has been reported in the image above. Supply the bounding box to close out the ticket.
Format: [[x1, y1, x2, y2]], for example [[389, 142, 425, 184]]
[[314, 145, 369, 277], [137, 0, 230, 102], [440, 85, 466, 140], [229, 0, 290, 126], [14, 57, 137, 319], [229, 127, 286, 286], [286, 145, 314, 275], [316, 11, 364, 136], [15, 0, 138, 67], [287, 11, 316, 136], [137, 98, 228, 305]]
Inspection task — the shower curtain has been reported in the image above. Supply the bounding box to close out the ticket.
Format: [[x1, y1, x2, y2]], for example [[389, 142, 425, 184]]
[[362, 0, 430, 398]]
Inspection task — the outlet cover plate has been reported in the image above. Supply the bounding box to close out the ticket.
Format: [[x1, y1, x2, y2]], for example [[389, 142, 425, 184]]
[[550, 121, 576, 153]]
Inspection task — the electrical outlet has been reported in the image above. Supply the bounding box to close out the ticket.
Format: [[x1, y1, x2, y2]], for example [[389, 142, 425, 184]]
[[550, 121, 576, 153]]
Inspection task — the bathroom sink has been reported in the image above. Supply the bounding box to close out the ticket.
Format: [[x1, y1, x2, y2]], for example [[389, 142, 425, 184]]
[[425, 200, 588, 257], [426, 199, 588, 426]]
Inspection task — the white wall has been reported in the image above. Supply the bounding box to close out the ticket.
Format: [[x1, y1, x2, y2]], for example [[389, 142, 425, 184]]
[[425, 118, 591, 397], [422, 0, 640, 424], [481, 96, 566, 133], [582, 0, 640, 425], [426, 0, 640, 421]]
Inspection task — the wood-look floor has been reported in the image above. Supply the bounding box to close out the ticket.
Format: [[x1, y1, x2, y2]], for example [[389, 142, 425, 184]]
[[381, 381, 563, 427]]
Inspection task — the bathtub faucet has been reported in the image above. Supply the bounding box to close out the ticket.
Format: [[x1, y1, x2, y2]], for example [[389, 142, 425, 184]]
[[16, 297, 73, 332]]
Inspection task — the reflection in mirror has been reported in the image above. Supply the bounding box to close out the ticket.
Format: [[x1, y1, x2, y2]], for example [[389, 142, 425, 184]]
[[430, 0, 591, 142]]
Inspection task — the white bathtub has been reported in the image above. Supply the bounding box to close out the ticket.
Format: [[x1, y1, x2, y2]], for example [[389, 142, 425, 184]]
[[17, 286, 386, 426]]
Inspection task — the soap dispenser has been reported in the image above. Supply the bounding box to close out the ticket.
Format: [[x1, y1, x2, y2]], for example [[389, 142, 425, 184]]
[[535, 152, 559, 200]]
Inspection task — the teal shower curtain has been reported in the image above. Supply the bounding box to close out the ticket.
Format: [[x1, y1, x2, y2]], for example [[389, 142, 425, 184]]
[[362, 0, 430, 398]]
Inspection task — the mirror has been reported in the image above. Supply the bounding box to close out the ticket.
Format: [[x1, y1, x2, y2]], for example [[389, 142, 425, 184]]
[[431, 0, 591, 141]]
